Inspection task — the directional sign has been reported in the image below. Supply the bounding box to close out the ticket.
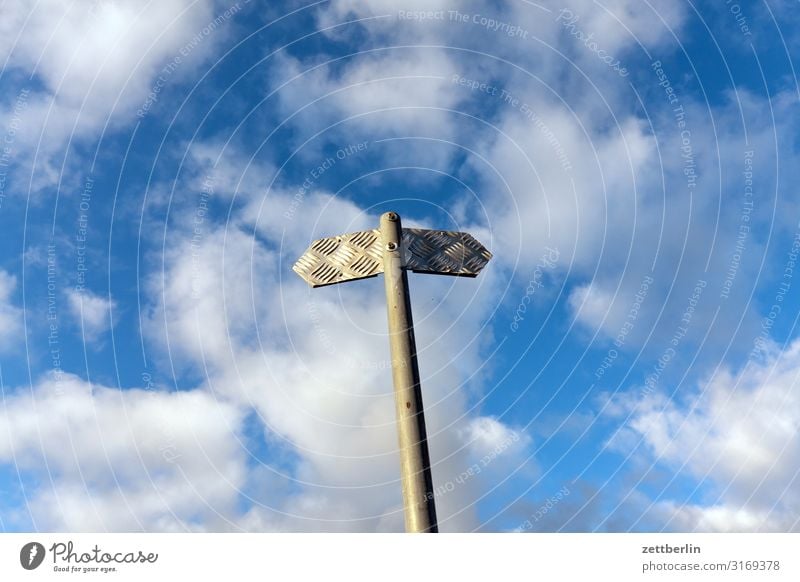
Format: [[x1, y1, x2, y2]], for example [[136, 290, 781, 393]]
[[292, 212, 492, 533], [293, 229, 383, 287], [293, 226, 492, 287], [403, 228, 492, 277]]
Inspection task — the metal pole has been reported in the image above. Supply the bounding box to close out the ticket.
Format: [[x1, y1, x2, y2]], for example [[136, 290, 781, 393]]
[[379, 211, 438, 533]]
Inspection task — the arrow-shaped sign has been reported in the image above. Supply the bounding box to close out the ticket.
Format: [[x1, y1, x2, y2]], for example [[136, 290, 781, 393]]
[[293, 226, 492, 287]]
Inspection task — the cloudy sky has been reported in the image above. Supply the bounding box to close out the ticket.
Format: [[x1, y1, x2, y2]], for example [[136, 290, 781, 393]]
[[0, 0, 798, 533]]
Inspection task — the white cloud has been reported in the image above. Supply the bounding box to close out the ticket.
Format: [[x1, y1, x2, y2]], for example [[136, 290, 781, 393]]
[[460, 416, 530, 457], [318, 0, 685, 52], [555, 0, 686, 54], [0, 270, 23, 353], [549, 85, 800, 361], [144, 224, 277, 372], [66, 288, 116, 341], [651, 502, 790, 533], [0, 373, 246, 531], [0, 0, 234, 191], [267, 47, 465, 171], [568, 283, 615, 333], [603, 340, 800, 531], [1, 0, 228, 113]]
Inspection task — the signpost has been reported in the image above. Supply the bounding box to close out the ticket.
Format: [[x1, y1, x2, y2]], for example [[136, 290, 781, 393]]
[[293, 212, 492, 532]]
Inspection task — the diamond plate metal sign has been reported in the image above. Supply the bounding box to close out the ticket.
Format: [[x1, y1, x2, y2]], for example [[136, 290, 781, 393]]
[[402, 228, 492, 277], [294, 227, 492, 287], [293, 229, 384, 287]]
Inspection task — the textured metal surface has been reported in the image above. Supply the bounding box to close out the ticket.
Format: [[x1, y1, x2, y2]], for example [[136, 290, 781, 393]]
[[402, 228, 492, 277], [293, 229, 384, 287], [294, 226, 492, 287]]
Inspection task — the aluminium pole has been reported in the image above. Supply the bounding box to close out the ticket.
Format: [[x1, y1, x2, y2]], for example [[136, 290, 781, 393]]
[[379, 211, 438, 533]]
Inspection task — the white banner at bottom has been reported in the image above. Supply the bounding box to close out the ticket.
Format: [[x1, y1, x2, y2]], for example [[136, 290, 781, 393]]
[[1, 533, 798, 581]]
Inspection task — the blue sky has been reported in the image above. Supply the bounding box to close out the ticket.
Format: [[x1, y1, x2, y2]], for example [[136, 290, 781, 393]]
[[0, 0, 799, 532]]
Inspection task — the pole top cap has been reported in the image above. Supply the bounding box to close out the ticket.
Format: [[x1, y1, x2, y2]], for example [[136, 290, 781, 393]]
[[381, 211, 399, 222]]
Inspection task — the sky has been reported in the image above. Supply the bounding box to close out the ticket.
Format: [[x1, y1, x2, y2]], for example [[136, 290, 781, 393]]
[[0, 0, 798, 533]]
